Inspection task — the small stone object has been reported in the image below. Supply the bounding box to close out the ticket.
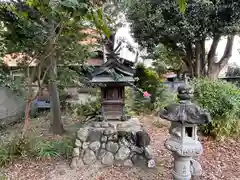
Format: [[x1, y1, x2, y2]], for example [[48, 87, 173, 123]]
[[136, 131, 151, 147], [129, 152, 136, 159], [75, 139, 82, 147], [93, 122, 101, 128], [87, 129, 102, 142], [120, 137, 130, 147], [101, 136, 107, 142], [82, 142, 89, 149], [82, 150, 96, 165], [131, 145, 143, 154], [104, 128, 115, 136], [144, 146, 153, 159], [147, 159, 156, 168], [89, 141, 101, 152], [98, 149, 107, 160], [131, 154, 146, 165], [102, 143, 106, 149], [121, 115, 128, 121], [108, 123, 115, 128], [101, 121, 109, 128], [115, 147, 130, 161], [70, 157, 84, 169], [77, 128, 89, 142], [108, 134, 118, 141], [123, 159, 133, 167], [118, 131, 127, 138], [113, 134, 118, 141], [108, 136, 113, 141], [101, 152, 114, 165], [106, 141, 119, 153], [131, 154, 139, 165], [72, 148, 80, 157], [95, 115, 104, 121]]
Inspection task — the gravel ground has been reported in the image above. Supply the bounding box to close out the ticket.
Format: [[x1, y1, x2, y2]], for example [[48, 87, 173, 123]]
[[3, 115, 240, 180]]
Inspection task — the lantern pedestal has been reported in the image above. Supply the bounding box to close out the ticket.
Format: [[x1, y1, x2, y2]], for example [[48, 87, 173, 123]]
[[165, 124, 203, 180], [172, 155, 192, 180]]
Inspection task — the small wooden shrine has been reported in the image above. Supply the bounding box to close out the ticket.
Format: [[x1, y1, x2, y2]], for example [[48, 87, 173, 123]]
[[90, 52, 135, 121]]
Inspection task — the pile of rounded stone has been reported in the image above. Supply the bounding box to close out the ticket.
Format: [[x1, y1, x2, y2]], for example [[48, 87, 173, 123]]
[[71, 118, 154, 168]]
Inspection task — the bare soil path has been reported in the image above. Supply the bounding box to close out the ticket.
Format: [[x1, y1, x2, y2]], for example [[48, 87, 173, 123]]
[[3, 115, 240, 180]]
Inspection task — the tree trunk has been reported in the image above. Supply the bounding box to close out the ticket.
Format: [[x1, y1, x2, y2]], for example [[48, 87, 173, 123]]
[[48, 57, 64, 135], [200, 39, 206, 76], [207, 35, 221, 79], [207, 63, 221, 80], [185, 43, 195, 77], [207, 35, 235, 80], [195, 41, 201, 77], [23, 65, 37, 134]]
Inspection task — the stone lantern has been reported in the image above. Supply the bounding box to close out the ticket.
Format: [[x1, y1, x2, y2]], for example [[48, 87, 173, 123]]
[[160, 84, 211, 180]]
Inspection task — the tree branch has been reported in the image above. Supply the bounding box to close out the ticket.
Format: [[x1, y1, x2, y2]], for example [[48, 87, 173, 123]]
[[218, 35, 235, 68], [200, 39, 206, 75], [207, 35, 221, 65]]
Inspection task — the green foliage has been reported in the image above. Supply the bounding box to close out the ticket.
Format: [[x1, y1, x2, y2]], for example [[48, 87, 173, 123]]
[[151, 45, 185, 74], [69, 93, 101, 117], [36, 141, 61, 158], [87, 7, 112, 38], [124, 87, 137, 116], [36, 138, 73, 159], [193, 78, 240, 119], [0, 0, 112, 84], [0, 135, 34, 166], [0, 70, 26, 96], [133, 63, 169, 113], [0, 135, 74, 167], [192, 78, 240, 138], [0, 147, 11, 167], [154, 89, 178, 112], [135, 63, 162, 102], [177, 0, 187, 12], [125, 0, 240, 77], [226, 66, 240, 77], [126, 0, 240, 52]]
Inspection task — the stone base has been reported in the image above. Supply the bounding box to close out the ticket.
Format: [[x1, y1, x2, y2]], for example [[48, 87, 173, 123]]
[[71, 118, 154, 168]]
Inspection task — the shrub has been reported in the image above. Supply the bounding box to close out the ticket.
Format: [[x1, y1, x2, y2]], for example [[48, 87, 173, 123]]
[[0, 135, 34, 166], [0, 70, 26, 96], [154, 88, 178, 112], [133, 64, 167, 113], [192, 78, 240, 138], [0, 135, 74, 167], [68, 90, 101, 117], [35, 137, 73, 159], [134, 64, 161, 103], [124, 87, 137, 116], [69, 97, 101, 117], [0, 147, 11, 166]]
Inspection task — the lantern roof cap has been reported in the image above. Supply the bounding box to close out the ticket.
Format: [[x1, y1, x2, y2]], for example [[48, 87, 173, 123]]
[[159, 84, 211, 124]]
